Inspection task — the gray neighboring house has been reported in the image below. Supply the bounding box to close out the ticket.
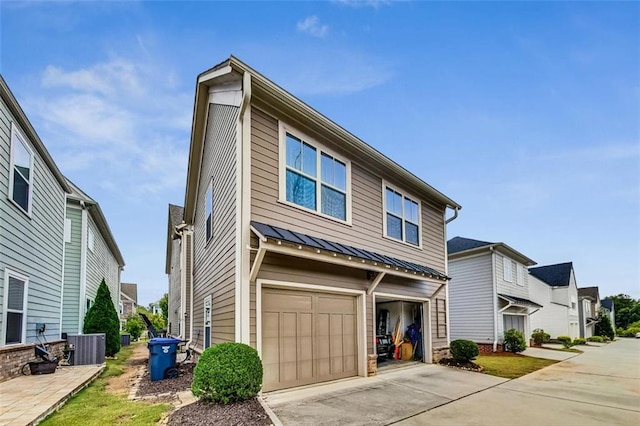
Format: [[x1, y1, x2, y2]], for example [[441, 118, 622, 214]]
[[0, 76, 71, 350], [578, 286, 601, 338], [179, 56, 461, 392], [447, 237, 541, 352], [61, 179, 125, 335], [528, 262, 580, 339], [120, 282, 138, 327], [165, 204, 186, 338], [600, 298, 615, 332]]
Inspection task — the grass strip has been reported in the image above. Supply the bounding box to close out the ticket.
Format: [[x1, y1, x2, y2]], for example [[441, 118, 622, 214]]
[[475, 353, 558, 379]]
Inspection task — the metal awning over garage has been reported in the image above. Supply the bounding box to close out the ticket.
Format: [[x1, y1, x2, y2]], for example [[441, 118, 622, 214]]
[[498, 293, 543, 309], [250, 221, 448, 283]]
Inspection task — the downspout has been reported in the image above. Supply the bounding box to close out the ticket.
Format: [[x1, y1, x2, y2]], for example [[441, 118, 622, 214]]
[[490, 246, 499, 352], [78, 200, 88, 333], [443, 206, 458, 346]]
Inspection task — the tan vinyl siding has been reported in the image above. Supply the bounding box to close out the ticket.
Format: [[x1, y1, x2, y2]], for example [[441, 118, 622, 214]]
[[86, 214, 120, 312], [250, 107, 446, 274], [192, 103, 239, 349], [0, 96, 66, 344], [168, 237, 181, 336], [448, 254, 496, 344], [61, 206, 82, 334]]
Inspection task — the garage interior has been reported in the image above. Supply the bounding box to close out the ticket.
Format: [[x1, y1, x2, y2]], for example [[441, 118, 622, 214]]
[[376, 297, 424, 370]]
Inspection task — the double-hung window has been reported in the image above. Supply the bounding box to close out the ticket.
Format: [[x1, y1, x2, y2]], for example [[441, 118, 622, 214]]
[[9, 124, 34, 215], [3, 270, 28, 345], [516, 264, 526, 286], [281, 125, 350, 222], [384, 184, 421, 246], [205, 179, 213, 242], [503, 257, 513, 282]]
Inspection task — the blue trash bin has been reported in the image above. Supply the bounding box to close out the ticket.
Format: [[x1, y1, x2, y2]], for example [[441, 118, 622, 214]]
[[148, 337, 181, 381]]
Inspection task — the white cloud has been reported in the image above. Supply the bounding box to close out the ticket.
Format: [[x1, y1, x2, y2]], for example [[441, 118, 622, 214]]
[[297, 16, 329, 38], [25, 56, 191, 199]]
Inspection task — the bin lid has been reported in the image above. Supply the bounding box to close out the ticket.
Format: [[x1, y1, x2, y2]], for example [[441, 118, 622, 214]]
[[148, 337, 181, 345]]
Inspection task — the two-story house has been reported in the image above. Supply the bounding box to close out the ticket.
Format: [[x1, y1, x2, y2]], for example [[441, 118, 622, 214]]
[[528, 262, 579, 339], [447, 237, 541, 352], [61, 178, 125, 335], [176, 56, 461, 392], [0, 76, 71, 354], [120, 282, 138, 324], [165, 204, 186, 338], [578, 286, 600, 338]]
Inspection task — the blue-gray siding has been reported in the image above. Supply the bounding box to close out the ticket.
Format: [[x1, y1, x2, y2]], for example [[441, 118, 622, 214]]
[[448, 253, 496, 344], [85, 213, 120, 314], [0, 96, 65, 345], [62, 206, 82, 333]]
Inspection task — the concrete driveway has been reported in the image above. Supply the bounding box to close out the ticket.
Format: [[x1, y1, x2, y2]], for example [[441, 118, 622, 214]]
[[264, 340, 640, 426], [399, 339, 640, 425], [263, 363, 507, 425]]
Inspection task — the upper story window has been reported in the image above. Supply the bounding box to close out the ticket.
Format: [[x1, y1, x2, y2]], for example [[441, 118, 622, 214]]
[[516, 264, 526, 286], [280, 123, 351, 223], [3, 269, 29, 346], [9, 124, 34, 215], [205, 179, 213, 242], [88, 228, 95, 252], [503, 257, 513, 282], [571, 296, 576, 310], [383, 183, 421, 247]]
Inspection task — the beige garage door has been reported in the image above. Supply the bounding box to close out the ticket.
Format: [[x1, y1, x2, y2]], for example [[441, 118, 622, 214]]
[[262, 287, 358, 392]]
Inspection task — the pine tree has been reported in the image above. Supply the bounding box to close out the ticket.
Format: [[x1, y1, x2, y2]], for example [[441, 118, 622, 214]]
[[83, 279, 121, 356]]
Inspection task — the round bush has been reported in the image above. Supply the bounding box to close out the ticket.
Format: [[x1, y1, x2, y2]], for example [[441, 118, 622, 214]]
[[503, 329, 526, 353], [191, 343, 263, 404], [531, 329, 550, 346], [450, 339, 479, 363], [572, 338, 586, 345], [586, 336, 603, 343]]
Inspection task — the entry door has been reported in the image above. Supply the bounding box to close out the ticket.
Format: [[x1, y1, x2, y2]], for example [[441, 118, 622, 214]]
[[262, 287, 358, 392], [503, 314, 525, 334]]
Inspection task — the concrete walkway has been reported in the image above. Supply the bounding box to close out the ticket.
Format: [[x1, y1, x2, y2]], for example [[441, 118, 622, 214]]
[[0, 364, 104, 426], [398, 339, 640, 425], [521, 346, 578, 361], [263, 363, 507, 425]]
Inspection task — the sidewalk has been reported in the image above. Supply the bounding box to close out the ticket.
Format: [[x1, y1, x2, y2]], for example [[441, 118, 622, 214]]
[[0, 364, 104, 426]]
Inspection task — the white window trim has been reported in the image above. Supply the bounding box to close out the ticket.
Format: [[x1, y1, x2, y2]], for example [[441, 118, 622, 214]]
[[87, 228, 95, 253], [8, 123, 34, 218], [381, 180, 423, 249], [2, 269, 29, 346], [204, 295, 212, 349], [278, 121, 352, 225], [205, 178, 213, 243], [503, 256, 513, 282]]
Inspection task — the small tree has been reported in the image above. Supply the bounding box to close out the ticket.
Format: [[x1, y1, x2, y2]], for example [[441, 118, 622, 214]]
[[159, 293, 169, 324], [594, 309, 615, 340], [125, 314, 144, 340], [83, 279, 121, 356], [503, 328, 526, 353]]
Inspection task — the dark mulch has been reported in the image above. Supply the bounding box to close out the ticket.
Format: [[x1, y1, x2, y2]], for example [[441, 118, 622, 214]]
[[168, 399, 272, 426], [136, 362, 272, 425], [136, 362, 195, 397], [439, 357, 483, 372]]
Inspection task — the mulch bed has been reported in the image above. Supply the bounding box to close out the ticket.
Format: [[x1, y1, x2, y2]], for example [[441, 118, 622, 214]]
[[134, 361, 272, 425], [439, 357, 484, 372], [168, 399, 272, 426]]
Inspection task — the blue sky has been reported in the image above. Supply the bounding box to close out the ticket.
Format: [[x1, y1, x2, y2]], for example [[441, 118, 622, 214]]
[[2, 1, 638, 305]]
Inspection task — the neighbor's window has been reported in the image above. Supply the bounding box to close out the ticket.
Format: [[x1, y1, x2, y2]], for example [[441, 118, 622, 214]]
[[503, 257, 513, 282], [205, 179, 213, 242], [3, 270, 28, 345], [9, 124, 34, 215], [384, 185, 420, 246], [282, 127, 349, 222], [516, 264, 526, 286], [88, 228, 95, 252]]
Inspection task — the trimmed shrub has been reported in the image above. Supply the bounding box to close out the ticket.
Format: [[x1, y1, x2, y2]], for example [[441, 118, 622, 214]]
[[572, 338, 586, 345], [83, 280, 121, 357], [503, 329, 527, 353], [557, 335, 573, 348], [602, 336, 611, 342], [587, 336, 604, 343], [450, 339, 479, 363], [192, 343, 263, 404], [531, 329, 550, 346], [125, 315, 144, 341]]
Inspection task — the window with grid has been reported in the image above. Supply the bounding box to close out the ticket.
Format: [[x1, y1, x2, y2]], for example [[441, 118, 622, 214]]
[[384, 186, 420, 246]]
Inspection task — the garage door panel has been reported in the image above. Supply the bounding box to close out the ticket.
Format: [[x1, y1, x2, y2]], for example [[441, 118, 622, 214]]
[[262, 287, 358, 392]]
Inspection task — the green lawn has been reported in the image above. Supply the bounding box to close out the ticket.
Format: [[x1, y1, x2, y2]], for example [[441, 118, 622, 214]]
[[40, 342, 171, 426], [475, 353, 558, 379]]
